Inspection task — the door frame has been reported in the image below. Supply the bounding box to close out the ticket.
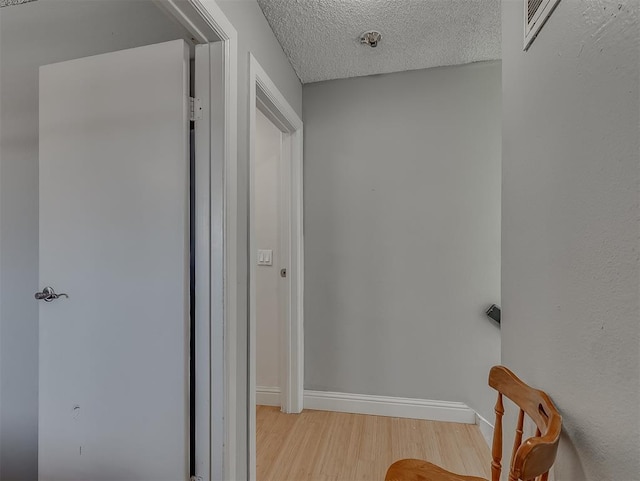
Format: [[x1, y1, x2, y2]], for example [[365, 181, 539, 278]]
[[155, 1, 238, 480], [248, 53, 304, 481]]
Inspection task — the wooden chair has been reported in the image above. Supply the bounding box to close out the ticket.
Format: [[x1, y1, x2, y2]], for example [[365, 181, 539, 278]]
[[385, 366, 562, 481]]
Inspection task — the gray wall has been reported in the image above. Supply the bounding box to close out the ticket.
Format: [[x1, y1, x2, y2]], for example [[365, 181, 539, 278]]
[[0, 2, 190, 479], [215, 1, 302, 478], [303, 62, 502, 421], [502, 0, 639, 479]]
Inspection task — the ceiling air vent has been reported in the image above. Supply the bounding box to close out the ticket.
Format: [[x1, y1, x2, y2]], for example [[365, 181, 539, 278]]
[[524, 0, 561, 50]]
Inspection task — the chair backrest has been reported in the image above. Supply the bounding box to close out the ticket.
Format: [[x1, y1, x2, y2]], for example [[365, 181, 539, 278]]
[[488, 366, 562, 481]]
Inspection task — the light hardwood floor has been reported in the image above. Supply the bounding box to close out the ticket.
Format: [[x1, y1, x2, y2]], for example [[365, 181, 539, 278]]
[[257, 405, 491, 481]]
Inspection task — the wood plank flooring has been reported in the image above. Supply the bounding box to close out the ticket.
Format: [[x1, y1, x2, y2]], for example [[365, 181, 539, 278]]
[[257, 405, 491, 481]]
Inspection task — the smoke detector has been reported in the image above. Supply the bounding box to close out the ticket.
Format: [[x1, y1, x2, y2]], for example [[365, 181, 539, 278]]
[[360, 31, 382, 48]]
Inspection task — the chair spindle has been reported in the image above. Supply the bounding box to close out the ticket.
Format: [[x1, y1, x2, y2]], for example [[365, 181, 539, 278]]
[[491, 392, 504, 481], [510, 409, 525, 468]]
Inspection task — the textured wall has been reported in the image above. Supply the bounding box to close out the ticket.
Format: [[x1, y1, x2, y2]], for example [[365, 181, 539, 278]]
[[303, 62, 502, 422], [502, 0, 639, 479], [0, 2, 188, 479]]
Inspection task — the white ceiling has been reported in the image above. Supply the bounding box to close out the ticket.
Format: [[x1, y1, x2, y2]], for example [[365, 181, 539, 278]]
[[257, 0, 501, 84]]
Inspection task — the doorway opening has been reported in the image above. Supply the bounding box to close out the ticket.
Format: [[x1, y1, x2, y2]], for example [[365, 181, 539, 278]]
[[254, 107, 285, 409], [248, 55, 305, 481]]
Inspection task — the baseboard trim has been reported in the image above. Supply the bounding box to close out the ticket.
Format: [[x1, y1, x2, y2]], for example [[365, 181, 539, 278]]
[[256, 386, 281, 407], [475, 413, 494, 447], [303, 390, 476, 424]]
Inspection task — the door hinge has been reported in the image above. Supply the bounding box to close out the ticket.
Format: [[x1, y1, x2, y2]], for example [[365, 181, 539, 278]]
[[189, 97, 203, 121]]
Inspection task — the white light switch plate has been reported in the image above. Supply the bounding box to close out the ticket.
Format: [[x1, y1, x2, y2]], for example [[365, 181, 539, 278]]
[[257, 249, 273, 266]]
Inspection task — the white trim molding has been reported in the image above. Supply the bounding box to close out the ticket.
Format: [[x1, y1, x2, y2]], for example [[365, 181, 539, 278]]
[[157, 1, 238, 480], [248, 53, 304, 481], [256, 386, 282, 407], [251, 56, 305, 416], [303, 391, 477, 425], [475, 412, 494, 448], [184, 3, 239, 480], [248, 54, 305, 415]]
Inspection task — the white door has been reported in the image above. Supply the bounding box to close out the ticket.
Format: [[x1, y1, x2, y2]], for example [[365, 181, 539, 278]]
[[38, 40, 190, 480]]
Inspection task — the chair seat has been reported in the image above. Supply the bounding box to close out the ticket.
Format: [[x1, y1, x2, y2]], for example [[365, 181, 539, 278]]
[[385, 459, 488, 481]]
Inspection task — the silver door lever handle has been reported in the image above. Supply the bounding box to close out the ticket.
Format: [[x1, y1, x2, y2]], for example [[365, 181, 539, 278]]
[[35, 286, 69, 302]]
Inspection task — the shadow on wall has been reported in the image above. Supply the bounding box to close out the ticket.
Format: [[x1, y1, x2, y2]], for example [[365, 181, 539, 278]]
[[554, 419, 587, 480]]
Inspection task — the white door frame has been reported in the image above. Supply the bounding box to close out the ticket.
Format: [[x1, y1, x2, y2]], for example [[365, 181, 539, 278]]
[[155, 1, 238, 480], [248, 53, 305, 481]]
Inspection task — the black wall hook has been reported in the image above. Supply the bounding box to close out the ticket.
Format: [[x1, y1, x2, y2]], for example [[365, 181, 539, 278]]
[[486, 304, 501, 324]]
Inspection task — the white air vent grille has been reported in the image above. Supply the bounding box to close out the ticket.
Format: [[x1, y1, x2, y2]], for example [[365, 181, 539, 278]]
[[527, 0, 545, 21], [524, 0, 561, 50]]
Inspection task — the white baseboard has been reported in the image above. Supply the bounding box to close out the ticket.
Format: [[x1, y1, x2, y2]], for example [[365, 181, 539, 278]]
[[475, 412, 494, 447], [259, 387, 494, 440], [256, 386, 281, 407], [303, 390, 476, 424]]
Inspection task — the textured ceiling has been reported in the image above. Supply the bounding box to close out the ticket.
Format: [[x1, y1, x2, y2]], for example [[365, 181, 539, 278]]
[[0, 0, 37, 7], [257, 0, 501, 84]]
